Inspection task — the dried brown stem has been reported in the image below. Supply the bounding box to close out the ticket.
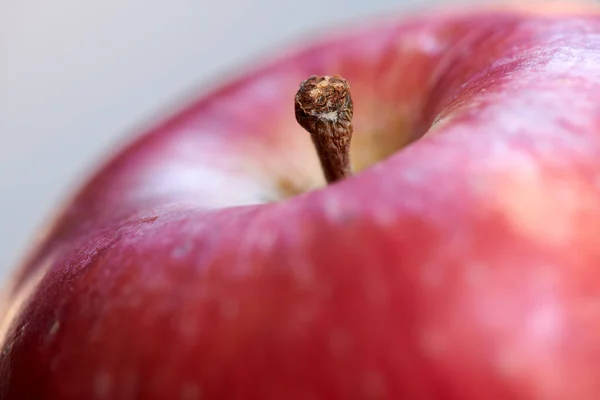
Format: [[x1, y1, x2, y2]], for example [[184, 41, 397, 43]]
[[295, 75, 353, 184]]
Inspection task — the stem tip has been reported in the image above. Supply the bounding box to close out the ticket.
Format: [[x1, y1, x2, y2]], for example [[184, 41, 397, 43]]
[[295, 75, 354, 184]]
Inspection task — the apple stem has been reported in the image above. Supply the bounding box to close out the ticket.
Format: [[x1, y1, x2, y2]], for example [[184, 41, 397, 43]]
[[295, 75, 354, 184]]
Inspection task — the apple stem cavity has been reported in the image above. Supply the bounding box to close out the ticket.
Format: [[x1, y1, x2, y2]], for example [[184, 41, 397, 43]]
[[295, 75, 354, 184]]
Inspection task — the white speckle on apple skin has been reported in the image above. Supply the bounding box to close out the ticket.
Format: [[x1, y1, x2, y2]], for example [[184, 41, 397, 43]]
[[93, 370, 113, 400], [180, 382, 202, 400], [371, 207, 397, 228], [171, 240, 194, 259], [401, 30, 446, 55], [219, 298, 239, 321], [290, 304, 318, 333], [361, 370, 387, 397], [289, 258, 316, 287], [328, 328, 352, 356], [418, 329, 448, 358], [525, 303, 562, 344], [178, 318, 200, 341], [493, 330, 564, 399], [419, 261, 445, 289], [464, 263, 489, 287], [47, 318, 60, 341], [321, 194, 347, 222], [254, 230, 278, 253]]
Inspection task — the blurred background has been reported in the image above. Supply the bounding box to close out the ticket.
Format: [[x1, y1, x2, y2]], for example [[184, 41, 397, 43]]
[[0, 0, 568, 280]]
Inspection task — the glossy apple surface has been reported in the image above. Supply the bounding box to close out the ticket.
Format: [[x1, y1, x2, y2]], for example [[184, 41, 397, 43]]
[[2, 4, 600, 399]]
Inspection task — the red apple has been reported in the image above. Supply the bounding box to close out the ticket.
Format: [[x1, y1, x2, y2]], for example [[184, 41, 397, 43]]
[[2, 2, 600, 399]]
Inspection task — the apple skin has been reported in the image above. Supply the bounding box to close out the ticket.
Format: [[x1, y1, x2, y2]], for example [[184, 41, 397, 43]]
[[3, 4, 600, 399]]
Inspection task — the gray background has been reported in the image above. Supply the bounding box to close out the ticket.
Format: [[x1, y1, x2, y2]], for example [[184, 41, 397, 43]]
[[0, 0, 552, 280]]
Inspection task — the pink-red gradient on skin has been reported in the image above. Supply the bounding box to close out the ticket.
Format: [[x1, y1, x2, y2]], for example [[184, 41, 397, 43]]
[[3, 6, 600, 400]]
